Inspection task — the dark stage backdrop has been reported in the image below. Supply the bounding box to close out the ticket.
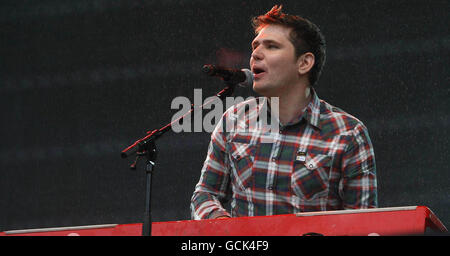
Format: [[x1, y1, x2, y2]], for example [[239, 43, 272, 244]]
[[1, 0, 449, 231]]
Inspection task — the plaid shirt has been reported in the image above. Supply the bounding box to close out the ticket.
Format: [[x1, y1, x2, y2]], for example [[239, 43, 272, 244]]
[[191, 89, 377, 219]]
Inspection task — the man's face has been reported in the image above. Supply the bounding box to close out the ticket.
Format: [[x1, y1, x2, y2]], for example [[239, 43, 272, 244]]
[[250, 24, 300, 97]]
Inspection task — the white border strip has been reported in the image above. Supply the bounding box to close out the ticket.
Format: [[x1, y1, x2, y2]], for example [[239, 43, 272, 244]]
[[295, 206, 418, 217], [4, 224, 118, 235]]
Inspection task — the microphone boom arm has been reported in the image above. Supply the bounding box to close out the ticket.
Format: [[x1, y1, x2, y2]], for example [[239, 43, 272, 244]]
[[120, 77, 238, 160]]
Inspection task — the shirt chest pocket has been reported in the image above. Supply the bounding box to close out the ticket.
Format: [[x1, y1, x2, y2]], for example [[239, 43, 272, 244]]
[[291, 153, 332, 200], [228, 142, 257, 191]]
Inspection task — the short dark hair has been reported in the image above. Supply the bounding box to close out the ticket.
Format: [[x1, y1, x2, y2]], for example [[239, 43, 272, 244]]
[[252, 5, 326, 87]]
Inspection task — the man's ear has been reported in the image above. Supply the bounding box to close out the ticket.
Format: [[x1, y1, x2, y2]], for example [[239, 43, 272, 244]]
[[297, 52, 315, 75]]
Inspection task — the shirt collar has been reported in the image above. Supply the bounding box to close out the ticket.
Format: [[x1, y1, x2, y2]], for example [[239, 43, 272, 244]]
[[303, 87, 322, 130]]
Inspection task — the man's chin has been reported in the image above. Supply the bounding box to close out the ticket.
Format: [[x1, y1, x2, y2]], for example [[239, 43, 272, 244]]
[[253, 82, 266, 94], [253, 83, 275, 97]]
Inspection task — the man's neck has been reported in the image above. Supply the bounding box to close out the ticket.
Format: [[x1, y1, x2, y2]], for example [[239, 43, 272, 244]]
[[276, 86, 312, 125]]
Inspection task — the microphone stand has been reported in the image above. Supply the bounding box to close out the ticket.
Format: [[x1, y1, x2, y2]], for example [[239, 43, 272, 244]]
[[120, 79, 238, 236]]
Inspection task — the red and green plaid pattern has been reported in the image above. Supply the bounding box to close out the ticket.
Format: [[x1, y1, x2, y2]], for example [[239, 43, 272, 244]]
[[191, 89, 378, 219]]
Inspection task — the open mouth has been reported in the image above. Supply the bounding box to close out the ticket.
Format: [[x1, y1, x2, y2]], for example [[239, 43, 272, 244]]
[[252, 67, 266, 79]]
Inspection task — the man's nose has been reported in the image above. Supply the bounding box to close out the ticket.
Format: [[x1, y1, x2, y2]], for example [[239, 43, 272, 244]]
[[251, 48, 263, 61]]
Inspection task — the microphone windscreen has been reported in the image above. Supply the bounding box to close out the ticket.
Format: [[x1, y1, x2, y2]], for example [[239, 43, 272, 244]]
[[238, 69, 254, 88]]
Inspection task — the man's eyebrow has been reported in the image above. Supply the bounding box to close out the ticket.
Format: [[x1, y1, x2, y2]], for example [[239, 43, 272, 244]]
[[252, 39, 280, 48]]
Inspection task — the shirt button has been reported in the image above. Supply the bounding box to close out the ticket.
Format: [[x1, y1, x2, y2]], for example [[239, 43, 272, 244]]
[[268, 185, 274, 190], [271, 157, 276, 161]]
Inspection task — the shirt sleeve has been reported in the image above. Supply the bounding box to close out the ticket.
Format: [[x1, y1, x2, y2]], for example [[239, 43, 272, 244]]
[[340, 123, 378, 209], [190, 116, 232, 220]]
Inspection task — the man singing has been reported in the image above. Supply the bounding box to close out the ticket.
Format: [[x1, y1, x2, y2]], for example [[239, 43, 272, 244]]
[[191, 5, 377, 219]]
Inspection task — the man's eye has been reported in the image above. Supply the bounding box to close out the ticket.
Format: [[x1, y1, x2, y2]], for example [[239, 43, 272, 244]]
[[268, 44, 278, 49]]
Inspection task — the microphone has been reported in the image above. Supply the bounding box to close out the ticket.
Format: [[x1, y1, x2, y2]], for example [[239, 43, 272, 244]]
[[202, 64, 253, 87]]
